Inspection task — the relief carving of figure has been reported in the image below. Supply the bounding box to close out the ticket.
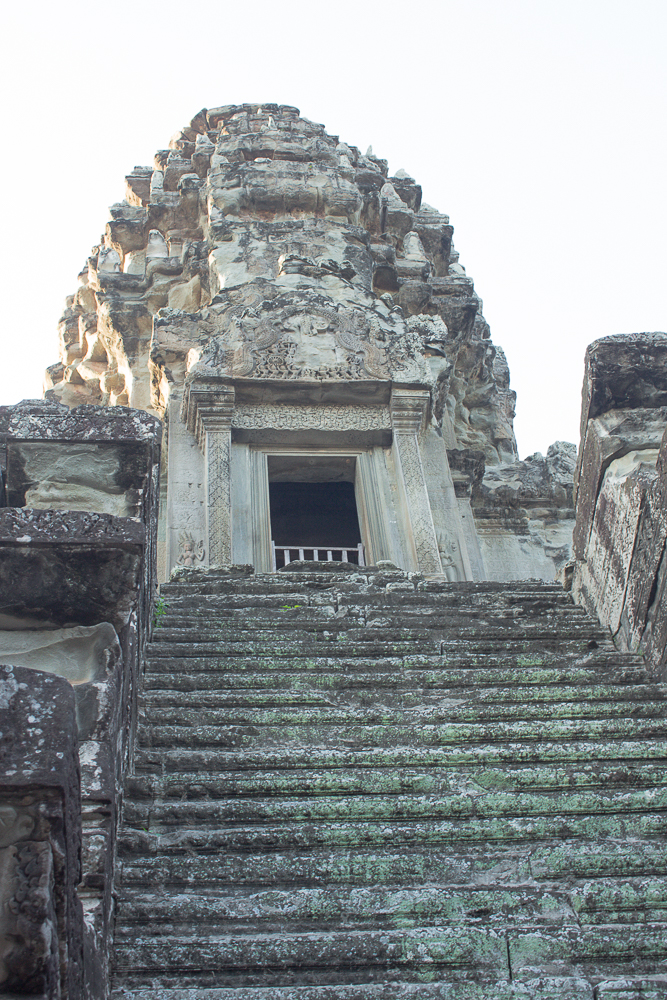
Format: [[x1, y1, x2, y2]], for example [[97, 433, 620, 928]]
[[177, 532, 205, 567], [436, 531, 465, 583]]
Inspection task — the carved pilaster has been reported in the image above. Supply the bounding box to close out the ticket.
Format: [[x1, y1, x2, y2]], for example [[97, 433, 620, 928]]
[[248, 449, 271, 573], [182, 381, 235, 565], [390, 390, 443, 576]]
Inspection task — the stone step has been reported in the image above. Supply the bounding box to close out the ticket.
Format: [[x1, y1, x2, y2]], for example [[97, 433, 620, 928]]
[[161, 586, 580, 607], [146, 639, 440, 657], [571, 877, 667, 924], [507, 924, 667, 979], [113, 923, 511, 985], [122, 784, 667, 828], [123, 760, 667, 802], [155, 612, 591, 635], [140, 683, 667, 710], [146, 637, 617, 660], [153, 604, 592, 628], [143, 663, 654, 692], [114, 883, 577, 932], [118, 812, 665, 859], [139, 698, 667, 730], [110, 980, 603, 1000], [150, 620, 606, 644], [116, 878, 667, 931], [113, 921, 667, 987], [151, 620, 598, 643], [595, 979, 667, 999], [131, 738, 667, 774], [116, 843, 534, 884], [160, 573, 564, 586], [138, 715, 667, 749], [142, 650, 647, 679], [118, 838, 667, 885], [161, 573, 567, 587]]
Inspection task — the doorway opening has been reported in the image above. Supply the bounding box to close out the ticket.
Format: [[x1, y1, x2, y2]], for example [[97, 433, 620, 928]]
[[267, 455, 364, 569]]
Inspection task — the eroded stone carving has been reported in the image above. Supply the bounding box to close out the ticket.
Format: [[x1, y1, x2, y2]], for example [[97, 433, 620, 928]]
[[45, 103, 514, 458], [233, 404, 391, 431], [177, 531, 205, 566], [200, 301, 394, 383]]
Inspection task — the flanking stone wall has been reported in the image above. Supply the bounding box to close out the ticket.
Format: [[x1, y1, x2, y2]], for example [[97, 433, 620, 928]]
[[0, 667, 82, 999], [571, 332, 667, 672], [0, 401, 161, 998]]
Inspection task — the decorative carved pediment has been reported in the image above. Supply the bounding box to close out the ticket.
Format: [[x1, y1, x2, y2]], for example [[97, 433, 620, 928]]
[[157, 282, 430, 389], [202, 299, 392, 383]]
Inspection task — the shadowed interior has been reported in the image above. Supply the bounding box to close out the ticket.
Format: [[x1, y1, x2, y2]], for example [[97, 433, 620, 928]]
[[269, 481, 362, 549]]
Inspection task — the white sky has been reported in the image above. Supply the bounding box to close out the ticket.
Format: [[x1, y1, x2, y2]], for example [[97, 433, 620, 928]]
[[1, 0, 664, 458]]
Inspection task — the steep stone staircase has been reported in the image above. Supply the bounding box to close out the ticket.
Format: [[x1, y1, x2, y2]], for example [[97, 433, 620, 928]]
[[113, 565, 667, 999]]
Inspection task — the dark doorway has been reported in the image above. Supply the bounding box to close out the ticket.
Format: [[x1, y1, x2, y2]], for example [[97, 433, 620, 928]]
[[268, 455, 363, 567], [270, 481, 361, 547]]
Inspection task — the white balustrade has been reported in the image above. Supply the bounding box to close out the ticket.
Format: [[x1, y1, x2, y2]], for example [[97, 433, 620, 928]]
[[271, 542, 365, 571]]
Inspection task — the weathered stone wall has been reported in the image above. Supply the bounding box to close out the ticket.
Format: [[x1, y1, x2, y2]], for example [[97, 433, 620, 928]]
[[0, 667, 82, 999], [0, 401, 161, 998], [571, 332, 667, 671], [470, 441, 577, 582]]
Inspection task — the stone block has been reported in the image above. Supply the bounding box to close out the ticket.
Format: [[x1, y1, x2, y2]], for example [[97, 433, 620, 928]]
[[578, 331, 667, 460], [572, 335, 667, 671], [0, 399, 161, 515], [0, 508, 145, 630]]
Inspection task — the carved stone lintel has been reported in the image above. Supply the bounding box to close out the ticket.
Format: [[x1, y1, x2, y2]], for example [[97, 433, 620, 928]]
[[233, 404, 391, 432]]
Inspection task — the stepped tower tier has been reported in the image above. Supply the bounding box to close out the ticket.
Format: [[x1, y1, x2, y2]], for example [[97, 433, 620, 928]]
[[46, 104, 574, 583]]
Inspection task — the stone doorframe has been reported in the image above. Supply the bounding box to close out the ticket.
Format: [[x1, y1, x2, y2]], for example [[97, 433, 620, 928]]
[[182, 379, 444, 575], [240, 446, 393, 574]]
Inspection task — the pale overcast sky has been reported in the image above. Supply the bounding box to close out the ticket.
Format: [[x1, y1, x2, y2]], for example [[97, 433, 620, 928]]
[[0, 0, 664, 458]]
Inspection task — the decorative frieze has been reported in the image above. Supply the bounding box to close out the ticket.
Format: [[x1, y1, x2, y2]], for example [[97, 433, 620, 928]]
[[232, 404, 391, 432]]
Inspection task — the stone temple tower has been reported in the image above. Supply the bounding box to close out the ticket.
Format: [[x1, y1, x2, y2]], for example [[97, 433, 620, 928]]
[[46, 103, 575, 583]]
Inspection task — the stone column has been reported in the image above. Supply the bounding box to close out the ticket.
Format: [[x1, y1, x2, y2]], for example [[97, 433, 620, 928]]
[[356, 450, 393, 566], [183, 382, 235, 566], [203, 410, 234, 565], [250, 449, 272, 573], [390, 389, 443, 576]]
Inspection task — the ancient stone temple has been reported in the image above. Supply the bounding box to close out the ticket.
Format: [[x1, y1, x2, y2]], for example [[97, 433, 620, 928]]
[[2, 104, 667, 999], [46, 102, 575, 584]]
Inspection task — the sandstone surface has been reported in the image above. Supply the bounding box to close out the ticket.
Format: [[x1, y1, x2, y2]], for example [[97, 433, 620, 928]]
[[571, 332, 667, 671]]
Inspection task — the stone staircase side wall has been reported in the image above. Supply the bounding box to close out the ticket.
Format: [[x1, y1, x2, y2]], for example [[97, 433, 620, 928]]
[[0, 667, 82, 1000], [0, 400, 161, 999], [571, 332, 667, 673]]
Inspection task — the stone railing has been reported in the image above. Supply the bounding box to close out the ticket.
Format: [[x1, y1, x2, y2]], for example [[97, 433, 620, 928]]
[[272, 542, 365, 570]]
